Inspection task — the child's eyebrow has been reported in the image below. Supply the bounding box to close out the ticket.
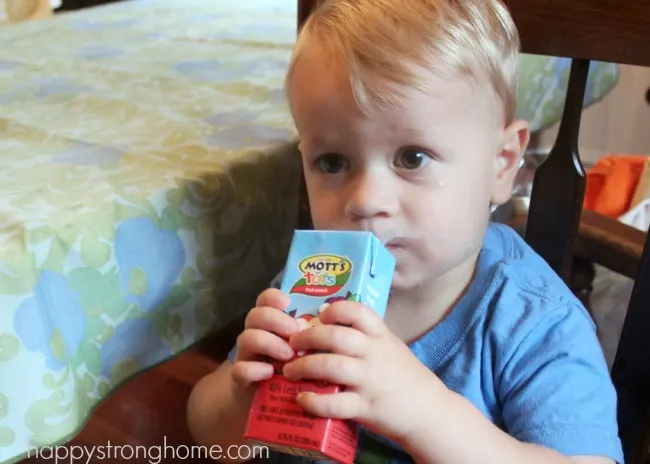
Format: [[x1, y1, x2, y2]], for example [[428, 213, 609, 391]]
[[301, 135, 341, 148], [400, 127, 428, 138]]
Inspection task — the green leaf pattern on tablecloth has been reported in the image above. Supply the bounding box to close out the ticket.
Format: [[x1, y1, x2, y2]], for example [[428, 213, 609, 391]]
[[0, 1, 618, 464], [0, 336, 19, 363], [0, 394, 14, 448]]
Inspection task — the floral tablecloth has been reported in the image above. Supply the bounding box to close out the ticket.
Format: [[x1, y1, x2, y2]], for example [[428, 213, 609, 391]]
[[0, 1, 302, 462], [0, 0, 618, 463]]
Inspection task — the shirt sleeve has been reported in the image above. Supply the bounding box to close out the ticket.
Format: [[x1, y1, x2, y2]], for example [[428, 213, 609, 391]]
[[225, 269, 286, 364], [498, 299, 624, 463]]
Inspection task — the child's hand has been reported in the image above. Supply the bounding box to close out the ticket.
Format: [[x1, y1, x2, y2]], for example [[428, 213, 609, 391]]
[[283, 300, 445, 444], [231, 288, 301, 389]]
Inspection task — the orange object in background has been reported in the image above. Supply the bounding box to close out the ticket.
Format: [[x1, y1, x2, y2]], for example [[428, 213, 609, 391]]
[[584, 155, 650, 218]]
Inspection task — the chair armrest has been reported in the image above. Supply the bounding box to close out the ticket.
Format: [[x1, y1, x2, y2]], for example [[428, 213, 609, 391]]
[[574, 209, 646, 279], [508, 209, 646, 279]]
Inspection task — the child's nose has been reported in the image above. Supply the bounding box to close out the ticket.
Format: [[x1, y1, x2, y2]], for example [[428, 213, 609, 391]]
[[344, 172, 397, 220]]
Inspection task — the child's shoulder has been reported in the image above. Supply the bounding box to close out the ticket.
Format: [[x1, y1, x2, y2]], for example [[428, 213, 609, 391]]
[[478, 221, 595, 332], [482, 222, 582, 300], [414, 222, 600, 365], [462, 222, 603, 374]]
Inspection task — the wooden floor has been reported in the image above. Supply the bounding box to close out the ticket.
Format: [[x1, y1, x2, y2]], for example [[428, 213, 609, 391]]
[[19, 335, 235, 464]]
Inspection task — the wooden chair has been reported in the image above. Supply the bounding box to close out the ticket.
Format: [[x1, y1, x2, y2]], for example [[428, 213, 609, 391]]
[[296, 1, 650, 463]]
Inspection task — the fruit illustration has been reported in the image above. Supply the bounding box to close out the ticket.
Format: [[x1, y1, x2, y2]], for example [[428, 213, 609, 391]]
[[270, 293, 360, 376], [317, 291, 361, 314]]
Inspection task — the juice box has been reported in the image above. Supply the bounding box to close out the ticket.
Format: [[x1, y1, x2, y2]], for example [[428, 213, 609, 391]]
[[243, 230, 396, 463]]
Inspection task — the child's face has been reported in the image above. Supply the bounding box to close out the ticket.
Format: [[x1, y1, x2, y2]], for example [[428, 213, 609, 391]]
[[287, 51, 528, 291]]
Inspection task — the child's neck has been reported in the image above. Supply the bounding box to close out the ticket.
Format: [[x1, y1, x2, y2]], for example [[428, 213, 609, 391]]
[[384, 254, 479, 345]]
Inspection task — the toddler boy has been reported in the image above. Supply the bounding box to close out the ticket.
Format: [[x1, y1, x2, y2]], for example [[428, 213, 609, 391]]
[[187, 0, 623, 463]]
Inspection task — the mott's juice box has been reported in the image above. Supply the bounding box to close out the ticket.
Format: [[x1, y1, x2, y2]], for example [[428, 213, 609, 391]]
[[244, 230, 396, 463]]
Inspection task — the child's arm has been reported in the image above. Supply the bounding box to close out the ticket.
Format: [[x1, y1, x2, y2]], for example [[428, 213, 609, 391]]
[[187, 288, 300, 462], [186, 361, 260, 463], [286, 300, 622, 464], [394, 296, 621, 464], [400, 389, 615, 464]]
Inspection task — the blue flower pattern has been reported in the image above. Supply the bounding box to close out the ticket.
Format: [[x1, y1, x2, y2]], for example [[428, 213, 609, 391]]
[[53, 141, 126, 166], [13, 271, 86, 371], [551, 58, 599, 106], [34, 77, 94, 99], [77, 44, 124, 61], [114, 217, 185, 312], [0, 59, 22, 72], [100, 318, 171, 380]]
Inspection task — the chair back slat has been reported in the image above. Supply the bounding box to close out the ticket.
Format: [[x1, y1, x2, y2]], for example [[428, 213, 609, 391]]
[[298, 172, 313, 229], [524, 59, 589, 281], [611, 230, 650, 463], [297, 0, 318, 30]]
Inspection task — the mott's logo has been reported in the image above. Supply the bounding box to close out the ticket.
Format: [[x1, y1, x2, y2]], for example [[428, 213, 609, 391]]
[[290, 255, 352, 296]]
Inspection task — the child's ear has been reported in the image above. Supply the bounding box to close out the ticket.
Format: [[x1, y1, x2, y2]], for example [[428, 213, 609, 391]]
[[491, 119, 530, 206]]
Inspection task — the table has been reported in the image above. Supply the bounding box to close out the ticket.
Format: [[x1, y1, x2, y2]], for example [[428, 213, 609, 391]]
[[0, 1, 301, 462]]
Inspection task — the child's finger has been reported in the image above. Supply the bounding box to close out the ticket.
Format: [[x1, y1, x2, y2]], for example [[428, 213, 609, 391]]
[[231, 361, 274, 388], [256, 288, 290, 311], [318, 301, 386, 336], [245, 306, 300, 337], [236, 329, 295, 362], [283, 353, 362, 386], [295, 391, 363, 420], [288, 325, 367, 357]]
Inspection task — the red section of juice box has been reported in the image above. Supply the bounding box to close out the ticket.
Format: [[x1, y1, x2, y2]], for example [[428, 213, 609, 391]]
[[244, 374, 358, 463]]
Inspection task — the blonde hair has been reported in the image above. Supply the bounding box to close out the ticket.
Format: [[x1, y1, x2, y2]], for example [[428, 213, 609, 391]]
[[286, 0, 520, 124]]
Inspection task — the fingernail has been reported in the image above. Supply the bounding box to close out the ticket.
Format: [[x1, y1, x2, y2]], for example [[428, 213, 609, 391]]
[[296, 392, 311, 402], [289, 319, 301, 332], [296, 319, 310, 331], [282, 365, 298, 380]]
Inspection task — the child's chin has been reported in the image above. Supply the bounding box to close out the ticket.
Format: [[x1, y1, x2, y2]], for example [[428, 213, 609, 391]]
[[388, 271, 413, 291], [390, 265, 433, 292]]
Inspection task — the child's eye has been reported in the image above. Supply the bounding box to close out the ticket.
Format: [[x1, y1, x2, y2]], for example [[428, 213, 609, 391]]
[[394, 148, 433, 170], [315, 153, 348, 174]]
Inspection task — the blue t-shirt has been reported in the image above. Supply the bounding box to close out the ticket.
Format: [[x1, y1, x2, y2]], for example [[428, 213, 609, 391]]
[[227, 222, 624, 464]]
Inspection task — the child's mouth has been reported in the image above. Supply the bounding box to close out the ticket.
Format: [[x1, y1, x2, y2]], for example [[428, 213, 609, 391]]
[[384, 241, 404, 251], [377, 231, 400, 246]]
